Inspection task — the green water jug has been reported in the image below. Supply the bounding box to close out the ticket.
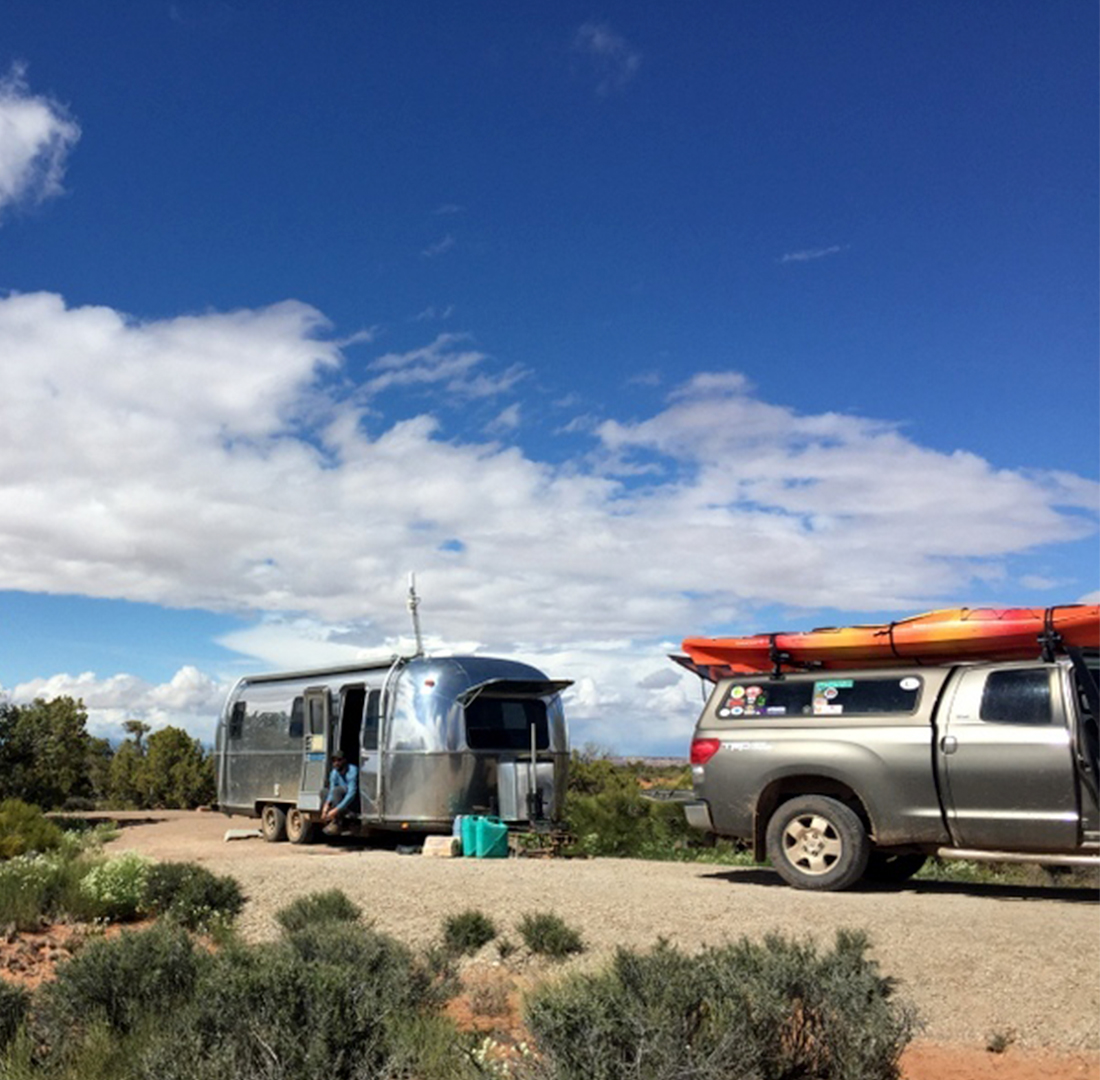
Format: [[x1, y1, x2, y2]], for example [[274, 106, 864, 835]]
[[475, 816, 508, 859], [460, 814, 478, 857]]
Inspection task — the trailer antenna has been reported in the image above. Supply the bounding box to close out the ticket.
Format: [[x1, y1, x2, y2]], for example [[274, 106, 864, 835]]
[[407, 572, 425, 657]]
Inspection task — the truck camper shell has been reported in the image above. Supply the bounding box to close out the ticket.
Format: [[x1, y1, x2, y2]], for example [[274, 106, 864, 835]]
[[215, 654, 571, 844]]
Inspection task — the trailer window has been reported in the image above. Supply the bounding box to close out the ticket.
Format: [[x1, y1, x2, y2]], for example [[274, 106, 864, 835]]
[[362, 689, 381, 751], [465, 697, 549, 751], [229, 701, 246, 740], [980, 670, 1052, 725], [308, 696, 326, 735], [289, 697, 304, 740]]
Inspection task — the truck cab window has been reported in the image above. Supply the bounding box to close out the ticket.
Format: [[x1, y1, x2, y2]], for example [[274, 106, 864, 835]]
[[980, 670, 1052, 725], [466, 698, 549, 751], [289, 697, 304, 739]]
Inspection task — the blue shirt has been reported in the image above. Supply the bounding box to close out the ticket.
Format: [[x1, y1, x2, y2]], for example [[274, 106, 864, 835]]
[[328, 763, 359, 812]]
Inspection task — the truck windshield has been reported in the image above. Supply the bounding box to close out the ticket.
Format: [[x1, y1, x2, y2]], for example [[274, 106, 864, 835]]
[[465, 697, 550, 751]]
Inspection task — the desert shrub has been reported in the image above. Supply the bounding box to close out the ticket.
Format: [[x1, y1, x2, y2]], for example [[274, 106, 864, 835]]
[[143, 862, 244, 930], [138, 922, 452, 1080], [33, 922, 199, 1048], [525, 929, 917, 1080], [0, 799, 64, 859], [517, 912, 584, 959], [275, 888, 361, 933], [0, 850, 90, 931], [0, 979, 29, 1053], [77, 852, 151, 921], [442, 909, 497, 956]]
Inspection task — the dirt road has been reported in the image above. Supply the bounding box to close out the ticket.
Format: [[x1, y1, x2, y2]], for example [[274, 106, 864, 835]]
[[106, 810, 1099, 1063]]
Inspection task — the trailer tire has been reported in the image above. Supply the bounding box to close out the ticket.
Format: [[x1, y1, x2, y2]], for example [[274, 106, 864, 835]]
[[261, 804, 287, 843], [286, 808, 316, 845], [766, 795, 869, 891]]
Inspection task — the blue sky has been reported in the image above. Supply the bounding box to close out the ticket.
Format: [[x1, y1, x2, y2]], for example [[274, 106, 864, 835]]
[[1, 2, 1096, 753]]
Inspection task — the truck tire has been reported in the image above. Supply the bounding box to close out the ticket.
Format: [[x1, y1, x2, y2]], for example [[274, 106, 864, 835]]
[[286, 808, 316, 845], [260, 804, 287, 843], [766, 795, 870, 891], [865, 851, 926, 884]]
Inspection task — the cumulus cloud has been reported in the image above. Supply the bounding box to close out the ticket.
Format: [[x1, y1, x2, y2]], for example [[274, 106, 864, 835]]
[[0, 292, 1095, 749], [0, 64, 81, 219], [5, 666, 225, 743]]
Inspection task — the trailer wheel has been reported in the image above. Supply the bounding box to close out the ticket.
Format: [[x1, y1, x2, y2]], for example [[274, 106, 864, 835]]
[[261, 804, 287, 843], [765, 795, 869, 891], [864, 851, 926, 884], [286, 808, 316, 845]]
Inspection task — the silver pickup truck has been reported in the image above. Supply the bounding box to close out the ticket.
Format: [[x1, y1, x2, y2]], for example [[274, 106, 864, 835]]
[[683, 655, 1100, 889]]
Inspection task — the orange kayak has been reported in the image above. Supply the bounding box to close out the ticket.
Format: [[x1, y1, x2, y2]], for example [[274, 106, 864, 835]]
[[682, 605, 1100, 674]]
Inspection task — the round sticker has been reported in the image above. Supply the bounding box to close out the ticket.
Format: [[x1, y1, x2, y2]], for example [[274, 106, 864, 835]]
[[900, 677, 920, 691], [731, 686, 745, 699], [823, 686, 838, 700], [731, 706, 744, 716]]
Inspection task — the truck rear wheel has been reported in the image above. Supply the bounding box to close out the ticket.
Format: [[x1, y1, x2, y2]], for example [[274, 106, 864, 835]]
[[286, 808, 316, 845], [766, 795, 870, 891], [260, 804, 287, 843]]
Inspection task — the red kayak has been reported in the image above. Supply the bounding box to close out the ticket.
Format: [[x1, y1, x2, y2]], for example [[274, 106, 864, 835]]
[[681, 604, 1100, 675]]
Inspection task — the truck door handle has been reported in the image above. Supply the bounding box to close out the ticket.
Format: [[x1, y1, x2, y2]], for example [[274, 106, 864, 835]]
[[940, 735, 957, 754]]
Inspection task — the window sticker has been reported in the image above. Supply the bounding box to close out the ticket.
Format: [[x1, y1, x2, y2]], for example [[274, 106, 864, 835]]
[[813, 679, 852, 715], [900, 676, 920, 691]]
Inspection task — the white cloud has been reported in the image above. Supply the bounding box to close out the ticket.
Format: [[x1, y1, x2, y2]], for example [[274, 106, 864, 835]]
[[779, 245, 845, 264], [365, 333, 525, 399], [573, 23, 642, 94], [0, 291, 1095, 751], [422, 234, 456, 258], [4, 666, 226, 743], [0, 64, 81, 219]]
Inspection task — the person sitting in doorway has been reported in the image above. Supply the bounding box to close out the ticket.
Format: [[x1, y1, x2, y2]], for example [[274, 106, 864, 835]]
[[321, 751, 359, 832]]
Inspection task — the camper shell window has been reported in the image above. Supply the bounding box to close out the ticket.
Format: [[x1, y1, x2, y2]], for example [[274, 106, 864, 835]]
[[465, 697, 549, 751], [714, 676, 923, 719]]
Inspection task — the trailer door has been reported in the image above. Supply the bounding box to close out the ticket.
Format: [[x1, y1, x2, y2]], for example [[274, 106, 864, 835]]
[[297, 687, 332, 811]]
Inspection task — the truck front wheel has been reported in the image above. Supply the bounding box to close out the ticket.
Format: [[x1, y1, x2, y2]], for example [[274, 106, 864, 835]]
[[766, 795, 870, 891]]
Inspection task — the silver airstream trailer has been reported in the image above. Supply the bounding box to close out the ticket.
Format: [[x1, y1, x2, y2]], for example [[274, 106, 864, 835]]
[[215, 654, 571, 844]]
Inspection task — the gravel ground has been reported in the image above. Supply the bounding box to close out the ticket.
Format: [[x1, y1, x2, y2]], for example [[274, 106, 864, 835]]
[[107, 810, 1100, 1054]]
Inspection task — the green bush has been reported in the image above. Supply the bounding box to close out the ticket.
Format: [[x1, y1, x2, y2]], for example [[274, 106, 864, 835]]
[[442, 909, 497, 956], [143, 862, 244, 931], [0, 979, 29, 1053], [33, 922, 200, 1046], [517, 912, 585, 959], [525, 929, 917, 1080], [138, 922, 453, 1080], [77, 852, 151, 921], [275, 888, 361, 933], [0, 851, 90, 931], [0, 799, 64, 859]]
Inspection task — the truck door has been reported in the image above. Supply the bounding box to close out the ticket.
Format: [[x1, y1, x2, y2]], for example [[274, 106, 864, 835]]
[[297, 687, 331, 811], [939, 666, 1078, 851]]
